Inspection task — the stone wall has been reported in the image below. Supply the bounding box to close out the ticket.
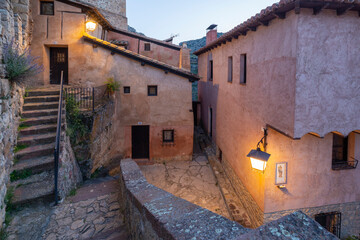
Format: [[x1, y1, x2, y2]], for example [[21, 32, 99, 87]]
[[58, 116, 83, 199], [0, 79, 24, 226], [119, 158, 339, 240], [264, 201, 360, 238]]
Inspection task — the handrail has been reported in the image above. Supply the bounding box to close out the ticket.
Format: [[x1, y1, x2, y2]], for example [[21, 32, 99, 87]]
[[54, 71, 64, 205]]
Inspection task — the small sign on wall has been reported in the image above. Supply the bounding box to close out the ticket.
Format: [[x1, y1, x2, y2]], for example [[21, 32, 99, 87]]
[[138, 122, 143, 125], [275, 162, 287, 186]]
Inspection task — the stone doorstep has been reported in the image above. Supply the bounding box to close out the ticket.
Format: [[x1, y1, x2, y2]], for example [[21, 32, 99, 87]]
[[21, 109, 63, 118], [17, 132, 56, 146], [23, 102, 59, 111], [19, 124, 58, 136], [15, 142, 55, 161], [11, 155, 53, 174], [24, 95, 60, 104]]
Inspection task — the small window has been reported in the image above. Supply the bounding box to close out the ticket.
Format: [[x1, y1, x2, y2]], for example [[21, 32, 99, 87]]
[[144, 43, 151, 51], [40, 1, 54, 15], [163, 130, 174, 143], [228, 56, 233, 83], [123, 86, 130, 94], [148, 86, 157, 96], [209, 60, 213, 81], [315, 212, 341, 238], [332, 133, 358, 170], [240, 54, 247, 84]]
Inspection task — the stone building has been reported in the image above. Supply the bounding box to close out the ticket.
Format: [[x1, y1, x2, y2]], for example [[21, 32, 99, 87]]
[[27, 0, 197, 164], [194, 0, 360, 238]]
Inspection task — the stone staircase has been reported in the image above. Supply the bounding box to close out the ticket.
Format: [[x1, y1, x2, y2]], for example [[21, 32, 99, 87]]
[[10, 89, 62, 205]]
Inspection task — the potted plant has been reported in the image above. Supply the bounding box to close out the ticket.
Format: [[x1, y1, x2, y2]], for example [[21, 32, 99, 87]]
[[105, 77, 120, 96]]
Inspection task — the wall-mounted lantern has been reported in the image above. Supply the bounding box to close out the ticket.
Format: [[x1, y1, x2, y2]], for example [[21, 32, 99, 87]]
[[247, 129, 270, 172], [86, 21, 97, 31]]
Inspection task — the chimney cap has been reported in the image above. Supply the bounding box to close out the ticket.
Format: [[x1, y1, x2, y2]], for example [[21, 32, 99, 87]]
[[206, 24, 217, 31]]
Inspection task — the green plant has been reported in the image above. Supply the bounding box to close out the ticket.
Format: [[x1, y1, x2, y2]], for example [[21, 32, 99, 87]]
[[4, 187, 14, 213], [3, 40, 43, 85], [0, 227, 8, 240], [345, 236, 360, 240], [18, 123, 30, 131], [10, 169, 32, 182], [13, 144, 28, 153], [69, 188, 77, 197], [65, 96, 90, 144], [105, 77, 120, 95]]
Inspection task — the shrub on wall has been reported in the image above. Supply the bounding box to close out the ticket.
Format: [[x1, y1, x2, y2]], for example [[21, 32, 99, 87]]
[[105, 77, 120, 95], [2, 40, 43, 84]]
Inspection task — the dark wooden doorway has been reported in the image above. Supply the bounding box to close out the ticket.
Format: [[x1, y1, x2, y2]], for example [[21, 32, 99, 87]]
[[132, 126, 149, 159], [50, 47, 68, 84]]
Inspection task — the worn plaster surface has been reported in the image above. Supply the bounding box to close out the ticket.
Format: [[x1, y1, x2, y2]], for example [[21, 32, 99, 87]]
[[139, 154, 231, 219]]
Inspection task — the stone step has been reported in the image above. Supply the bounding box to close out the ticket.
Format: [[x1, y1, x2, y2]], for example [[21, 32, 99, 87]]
[[24, 95, 60, 104], [15, 143, 55, 161], [23, 102, 59, 111], [17, 132, 56, 146], [19, 124, 58, 136], [12, 171, 54, 205], [22, 109, 64, 118], [21, 115, 60, 126], [12, 155, 54, 174], [27, 90, 60, 97]]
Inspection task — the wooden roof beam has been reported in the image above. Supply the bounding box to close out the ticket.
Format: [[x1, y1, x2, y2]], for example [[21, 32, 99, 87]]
[[337, 4, 354, 16], [273, 12, 286, 19], [294, 0, 301, 14], [313, 3, 330, 15], [247, 26, 257, 32], [259, 20, 269, 26]]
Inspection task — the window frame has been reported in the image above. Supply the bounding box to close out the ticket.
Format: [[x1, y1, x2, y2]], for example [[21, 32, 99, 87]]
[[144, 43, 151, 51], [228, 56, 233, 83], [123, 86, 130, 94], [331, 132, 359, 170], [40, 1, 55, 16], [147, 85, 158, 96], [314, 212, 341, 238], [162, 129, 174, 143], [240, 54, 247, 84]]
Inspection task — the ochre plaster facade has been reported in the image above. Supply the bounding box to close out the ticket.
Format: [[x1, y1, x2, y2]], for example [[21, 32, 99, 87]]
[[28, 0, 194, 164], [197, 9, 360, 238]]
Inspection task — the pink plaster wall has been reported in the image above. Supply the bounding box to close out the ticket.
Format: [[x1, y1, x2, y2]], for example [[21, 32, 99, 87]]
[[264, 130, 360, 213], [198, 9, 360, 214], [294, 9, 360, 138]]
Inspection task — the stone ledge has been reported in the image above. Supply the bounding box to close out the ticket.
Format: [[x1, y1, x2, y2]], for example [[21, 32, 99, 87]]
[[119, 158, 339, 240]]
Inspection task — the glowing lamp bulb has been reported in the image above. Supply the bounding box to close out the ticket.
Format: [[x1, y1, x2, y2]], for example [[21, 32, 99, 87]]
[[247, 148, 270, 172], [250, 157, 267, 171], [86, 21, 97, 31]]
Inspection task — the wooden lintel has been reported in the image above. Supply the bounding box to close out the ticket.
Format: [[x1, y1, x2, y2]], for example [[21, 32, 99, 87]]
[[274, 12, 286, 19], [337, 5, 354, 16], [295, 0, 301, 14], [313, 3, 330, 15], [259, 20, 269, 26]]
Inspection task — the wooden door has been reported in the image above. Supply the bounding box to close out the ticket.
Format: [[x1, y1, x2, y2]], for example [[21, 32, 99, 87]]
[[132, 126, 150, 159], [50, 48, 68, 84]]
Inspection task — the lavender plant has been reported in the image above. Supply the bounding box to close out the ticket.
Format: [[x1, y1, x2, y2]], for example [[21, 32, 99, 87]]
[[2, 40, 43, 84]]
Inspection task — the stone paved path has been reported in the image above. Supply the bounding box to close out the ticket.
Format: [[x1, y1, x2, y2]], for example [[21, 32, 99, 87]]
[[7, 177, 129, 240], [139, 154, 231, 219]]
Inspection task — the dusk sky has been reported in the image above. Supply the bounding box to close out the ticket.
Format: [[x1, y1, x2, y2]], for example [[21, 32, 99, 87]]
[[127, 0, 277, 44]]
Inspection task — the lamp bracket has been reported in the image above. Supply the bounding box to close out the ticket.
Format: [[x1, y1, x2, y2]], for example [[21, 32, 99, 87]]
[[256, 128, 268, 151]]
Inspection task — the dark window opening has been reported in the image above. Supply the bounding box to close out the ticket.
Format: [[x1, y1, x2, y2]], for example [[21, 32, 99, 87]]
[[124, 86, 130, 94], [218, 149, 223, 162], [163, 130, 174, 143], [240, 54, 247, 84], [228, 57, 233, 83], [331, 133, 359, 170], [40, 1, 54, 15], [144, 43, 151, 51], [148, 85, 157, 96], [209, 60, 213, 81], [315, 212, 341, 238]]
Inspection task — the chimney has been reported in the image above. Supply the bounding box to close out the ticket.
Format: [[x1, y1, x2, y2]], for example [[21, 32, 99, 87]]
[[206, 24, 218, 45]]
